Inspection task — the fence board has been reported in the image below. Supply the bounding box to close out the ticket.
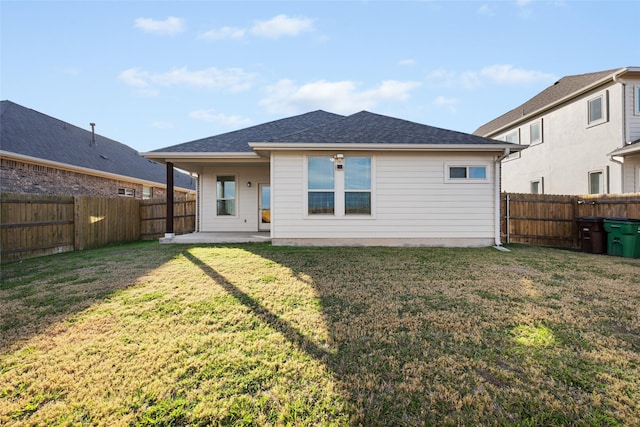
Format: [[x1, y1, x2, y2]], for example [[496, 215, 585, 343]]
[[1, 193, 195, 263], [502, 192, 640, 249]]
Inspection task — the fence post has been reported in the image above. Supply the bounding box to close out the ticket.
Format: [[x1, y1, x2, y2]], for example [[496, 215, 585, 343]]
[[74, 195, 83, 251], [505, 193, 510, 244]]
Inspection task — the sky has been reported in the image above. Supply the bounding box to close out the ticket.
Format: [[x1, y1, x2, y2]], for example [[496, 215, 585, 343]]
[[1, 0, 638, 153]]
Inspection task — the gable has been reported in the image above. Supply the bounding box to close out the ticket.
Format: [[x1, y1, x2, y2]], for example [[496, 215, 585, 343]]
[[152, 110, 344, 153], [474, 68, 626, 137], [267, 111, 510, 146]]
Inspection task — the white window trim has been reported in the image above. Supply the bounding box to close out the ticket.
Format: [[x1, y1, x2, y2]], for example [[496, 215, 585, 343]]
[[530, 119, 543, 145], [530, 178, 543, 194], [503, 129, 522, 161], [304, 155, 375, 218], [586, 92, 608, 127], [215, 173, 238, 217], [444, 162, 491, 184], [118, 187, 135, 197], [588, 170, 604, 195]]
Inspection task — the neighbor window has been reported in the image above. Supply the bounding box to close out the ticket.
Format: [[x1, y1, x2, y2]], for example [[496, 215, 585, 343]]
[[587, 93, 608, 126], [142, 186, 152, 200], [344, 157, 371, 215], [530, 120, 543, 145], [635, 85, 640, 115], [446, 165, 488, 181], [216, 175, 236, 216], [505, 129, 519, 144], [531, 180, 541, 194], [308, 156, 335, 215], [588, 171, 604, 194], [118, 188, 135, 197]]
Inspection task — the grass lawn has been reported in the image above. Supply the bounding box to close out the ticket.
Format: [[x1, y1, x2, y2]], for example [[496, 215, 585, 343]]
[[1, 242, 639, 426]]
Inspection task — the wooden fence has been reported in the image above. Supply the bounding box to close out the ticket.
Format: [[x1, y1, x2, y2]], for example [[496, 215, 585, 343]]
[[502, 192, 640, 248], [0, 193, 195, 263]]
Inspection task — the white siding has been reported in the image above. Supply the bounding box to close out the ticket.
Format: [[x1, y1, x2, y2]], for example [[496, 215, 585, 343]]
[[622, 154, 640, 193], [624, 81, 640, 143], [501, 81, 625, 195], [271, 151, 497, 246], [199, 164, 269, 232]]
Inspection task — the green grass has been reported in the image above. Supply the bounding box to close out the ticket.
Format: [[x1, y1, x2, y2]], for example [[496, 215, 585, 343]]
[[1, 242, 638, 426]]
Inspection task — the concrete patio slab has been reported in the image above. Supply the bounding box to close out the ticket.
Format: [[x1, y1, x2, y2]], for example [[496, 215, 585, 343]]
[[160, 232, 271, 244]]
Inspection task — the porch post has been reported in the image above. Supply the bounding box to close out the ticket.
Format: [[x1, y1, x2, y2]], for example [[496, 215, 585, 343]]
[[165, 161, 175, 238]]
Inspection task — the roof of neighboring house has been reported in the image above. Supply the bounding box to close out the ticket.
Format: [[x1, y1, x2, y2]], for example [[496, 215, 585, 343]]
[[0, 100, 195, 190], [266, 111, 513, 146], [473, 67, 629, 137], [610, 138, 640, 157], [152, 110, 345, 153]]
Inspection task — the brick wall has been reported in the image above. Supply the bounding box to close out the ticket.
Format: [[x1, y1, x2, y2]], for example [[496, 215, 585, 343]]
[[0, 158, 190, 200]]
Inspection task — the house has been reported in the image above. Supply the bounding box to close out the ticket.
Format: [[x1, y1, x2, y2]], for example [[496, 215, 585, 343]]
[[0, 100, 195, 199], [473, 67, 640, 195], [143, 110, 525, 247]]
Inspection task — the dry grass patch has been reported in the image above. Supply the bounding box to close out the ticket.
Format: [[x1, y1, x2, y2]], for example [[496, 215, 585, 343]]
[[1, 242, 638, 426]]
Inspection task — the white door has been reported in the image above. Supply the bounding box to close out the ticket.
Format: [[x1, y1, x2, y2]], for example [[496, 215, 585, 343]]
[[259, 184, 270, 231]]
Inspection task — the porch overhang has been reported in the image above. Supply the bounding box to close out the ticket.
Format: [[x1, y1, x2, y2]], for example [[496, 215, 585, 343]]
[[140, 151, 268, 174], [609, 141, 640, 157]]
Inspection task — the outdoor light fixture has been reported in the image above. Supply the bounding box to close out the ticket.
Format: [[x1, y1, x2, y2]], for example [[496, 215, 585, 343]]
[[247, 181, 252, 187], [333, 153, 344, 171]]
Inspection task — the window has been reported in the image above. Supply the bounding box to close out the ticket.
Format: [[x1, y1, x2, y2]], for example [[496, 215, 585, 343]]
[[587, 92, 608, 126], [530, 120, 543, 145], [306, 155, 372, 216], [308, 156, 335, 215], [118, 188, 135, 197], [142, 186, 152, 200], [531, 180, 541, 194], [216, 175, 236, 216], [446, 164, 488, 182], [588, 171, 603, 194], [635, 85, 640, 116], [345, 157, 371, 215], [505, 129, 519, 144]]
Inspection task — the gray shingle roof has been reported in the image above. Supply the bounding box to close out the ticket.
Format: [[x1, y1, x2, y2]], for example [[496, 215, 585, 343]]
[[268, 111, 510, 145], [0, 100, 195, 190], [153, 110, 344, 153], [473, 68, 623, 136]]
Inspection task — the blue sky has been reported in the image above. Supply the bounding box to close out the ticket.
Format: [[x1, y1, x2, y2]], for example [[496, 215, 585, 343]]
[[1, 1, 637, 153]]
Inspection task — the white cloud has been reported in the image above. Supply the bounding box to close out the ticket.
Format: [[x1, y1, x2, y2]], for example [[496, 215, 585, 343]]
[[477, 4, 495, 16], [189, 109, 252, 127], [199, 14, 314, 42], [151, 121, 173, 130], [480, 64, 555, 85], [427, 65, 555, 89], [250, 14, 314, 39], [260, 79, 421, 115], [199, 26, 246, 41], [134, 16, 185, 35], [398, 59, 416, 66], [118, 66, 256, 94], [434, 96, 458, 113]]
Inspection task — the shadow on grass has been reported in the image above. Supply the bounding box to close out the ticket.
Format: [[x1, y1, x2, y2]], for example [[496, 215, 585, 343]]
[[181, 250, 331, 362], [0, 242, 185, 353]]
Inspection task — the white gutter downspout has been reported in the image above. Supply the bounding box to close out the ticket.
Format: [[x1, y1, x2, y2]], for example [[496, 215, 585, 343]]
[[494, 148, 511, 250]]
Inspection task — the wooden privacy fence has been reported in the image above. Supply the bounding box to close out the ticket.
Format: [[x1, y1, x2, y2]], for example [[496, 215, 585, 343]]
[[502, 192, 640, 249], [0, 193, 195, 263]]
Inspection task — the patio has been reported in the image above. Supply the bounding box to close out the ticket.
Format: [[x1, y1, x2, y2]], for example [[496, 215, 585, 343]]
[[160, 232, 271, 244]]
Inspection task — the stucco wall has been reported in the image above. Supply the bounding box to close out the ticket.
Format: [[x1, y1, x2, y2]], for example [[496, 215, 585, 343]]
[[500, 81, 626, 195]]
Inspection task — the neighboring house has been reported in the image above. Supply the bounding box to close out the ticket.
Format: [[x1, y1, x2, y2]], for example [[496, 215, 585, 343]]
[[0, 100, 195, 199], [143, 110, 524, 247], [474, 67, 640, 195]]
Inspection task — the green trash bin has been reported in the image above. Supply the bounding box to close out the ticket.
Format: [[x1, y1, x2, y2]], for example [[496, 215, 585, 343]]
[[603, 218, 640, 258]]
